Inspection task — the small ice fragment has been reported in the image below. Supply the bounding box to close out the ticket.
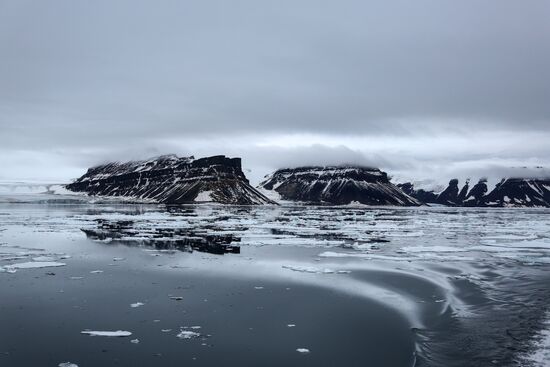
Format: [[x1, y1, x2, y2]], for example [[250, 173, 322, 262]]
[[130, 302, 145, 308], [176, 330, 201, 339], [254, 286, 264, 290], [113, 257, 125, 261], [81, 330, 132, 337], [90, 270, 103, 274], [161, 329, 172, 332], [169, 296, 183, 301], [70, 276, 84, 280], [287, 324, 296, 327], [58, 363, 78, 367], [32, 256, 55, 262], [130, 339, 140, 344], [296, 348, 310, 353], [6, 261, 66, 270]]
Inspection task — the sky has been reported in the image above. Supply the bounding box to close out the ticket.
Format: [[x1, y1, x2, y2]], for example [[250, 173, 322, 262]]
[[1, 0, 549, 187]]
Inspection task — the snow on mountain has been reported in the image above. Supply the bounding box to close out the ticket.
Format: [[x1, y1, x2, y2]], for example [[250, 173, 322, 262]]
[[65, 155, 275, 205], [259, 166, 420, 206], [401, 177, 550, 207]]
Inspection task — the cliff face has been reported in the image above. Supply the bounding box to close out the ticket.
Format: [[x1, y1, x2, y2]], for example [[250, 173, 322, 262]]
[[259, 166, 420, 206], [66, 155, 275, 205], [402, 178, 550, 207]]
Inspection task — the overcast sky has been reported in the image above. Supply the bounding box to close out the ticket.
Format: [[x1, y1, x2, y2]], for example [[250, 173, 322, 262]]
[[1, 0, 549, 186]]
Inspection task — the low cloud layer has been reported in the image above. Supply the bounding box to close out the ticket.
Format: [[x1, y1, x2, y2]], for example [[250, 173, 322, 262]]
[[1, 0, 549, 186]]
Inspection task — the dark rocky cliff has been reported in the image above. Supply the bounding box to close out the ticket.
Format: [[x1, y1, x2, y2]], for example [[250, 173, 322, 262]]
[[259, 166, 420, 206], [66, 155, 275, 205], [401, 177, 550, 207]]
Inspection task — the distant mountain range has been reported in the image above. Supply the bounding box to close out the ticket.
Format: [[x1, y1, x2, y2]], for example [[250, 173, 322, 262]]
[[399, 178, 550, 207], [64, 155, 550, 207]]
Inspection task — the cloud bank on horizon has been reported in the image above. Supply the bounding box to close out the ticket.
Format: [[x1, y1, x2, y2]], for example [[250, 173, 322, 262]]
[[1, 0, 549, 186]]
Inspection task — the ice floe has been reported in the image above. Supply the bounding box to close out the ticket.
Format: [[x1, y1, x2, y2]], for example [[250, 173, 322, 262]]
[[58, 363, 78, 367], [81, 330, 132, 337], [2, 261, 66, 271], [176, 330, 201, 339], [130, 302, 145, 308], [296, 348, 310, 353]]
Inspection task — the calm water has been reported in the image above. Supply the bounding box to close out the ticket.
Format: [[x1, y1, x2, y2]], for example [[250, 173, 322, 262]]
[[1, 194, 550, 366]]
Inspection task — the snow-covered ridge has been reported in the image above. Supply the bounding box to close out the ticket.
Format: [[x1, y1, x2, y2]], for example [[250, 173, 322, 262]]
[[66, 155, 275, 205], [400, 177, 550, 207], [259, 166, 419, 206]]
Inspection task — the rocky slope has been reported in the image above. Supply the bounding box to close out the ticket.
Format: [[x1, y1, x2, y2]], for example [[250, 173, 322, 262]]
[[259, 166, 420, 206], [401, 178, 550, 207], [66, 155, 275, 205]]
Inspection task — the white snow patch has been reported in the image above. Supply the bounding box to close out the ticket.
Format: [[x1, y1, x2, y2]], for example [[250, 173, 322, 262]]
[[194, 190, 213, 202]]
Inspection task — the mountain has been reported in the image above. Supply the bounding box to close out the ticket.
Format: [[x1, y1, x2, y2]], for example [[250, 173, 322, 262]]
[[402, 177, 550, 207], [65, 155, 275, 205], [482, 178, 550, 207], [259, 166, 420, 206]]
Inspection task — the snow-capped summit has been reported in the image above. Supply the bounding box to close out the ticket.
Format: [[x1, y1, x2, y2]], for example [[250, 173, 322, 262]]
[[259, 166, 420, 206], [66, 155, 275, 205], [402, 177, 550, 207]]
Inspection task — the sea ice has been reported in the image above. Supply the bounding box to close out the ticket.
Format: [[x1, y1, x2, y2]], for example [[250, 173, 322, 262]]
[[176, 330, 201, 339], [58, 363, 78, 367], [130, 302, 145, 308], [81, 330, 132, 337], [296, 348, 310, 353], [4, 261, 66, 270]]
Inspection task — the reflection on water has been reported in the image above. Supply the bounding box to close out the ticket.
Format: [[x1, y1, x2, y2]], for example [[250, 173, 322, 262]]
[[82, 219, 241, 255]]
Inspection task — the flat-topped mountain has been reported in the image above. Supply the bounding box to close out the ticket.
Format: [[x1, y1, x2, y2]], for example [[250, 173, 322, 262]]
[[259, 166, 420, 206], [66, 155, 275, 205], [402, 177, 550, 207]]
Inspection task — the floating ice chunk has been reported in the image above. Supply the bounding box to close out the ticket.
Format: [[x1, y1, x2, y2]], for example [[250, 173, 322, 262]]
[[521, 312, 550, 366], [90, 270, 103, 274], [81, 330, 132, 337], [130, 339, 140, 344], [169, 296, 183, 301], [0, 266, 17, 273], [32, 256, 56, 262], [254, 286, 264, 290], [176, 330, 201, 339], [287, 324, 296, 327], [58, 363, 78, 367], [161, 329, 172, 332], [113, 257, 125, 261], [282, 265, 338, 274], [70, 276, 84, 280], [296, 348, 310, 353], [130, 302, 145, 308], [5, 261, 66, 270]]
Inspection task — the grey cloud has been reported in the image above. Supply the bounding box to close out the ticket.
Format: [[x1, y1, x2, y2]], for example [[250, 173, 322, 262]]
[[1, 0, 550, 181]]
